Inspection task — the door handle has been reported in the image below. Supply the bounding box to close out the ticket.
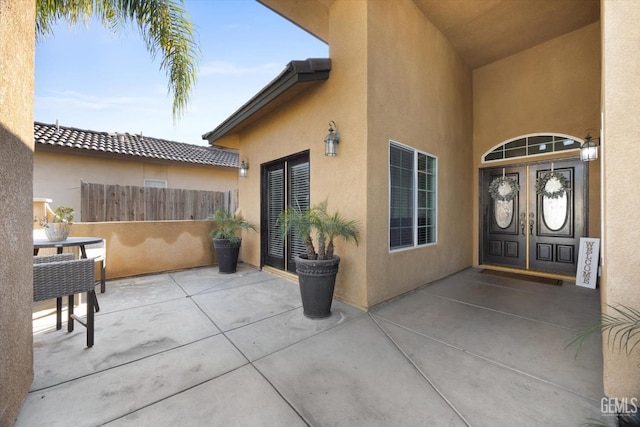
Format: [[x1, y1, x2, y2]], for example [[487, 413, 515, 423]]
[[520, 212, 526, 235], [529, 212, 535, 236]]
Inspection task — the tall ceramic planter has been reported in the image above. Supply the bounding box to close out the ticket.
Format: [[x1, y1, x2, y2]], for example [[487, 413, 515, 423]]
[[213, 238, 241, 274], [295, 255, 340, 318]]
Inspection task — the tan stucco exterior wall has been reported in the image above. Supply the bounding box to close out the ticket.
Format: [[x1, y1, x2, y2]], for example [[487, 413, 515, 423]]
[[364, 0, 473, 305], [237, 0, 369, 308], [0, 0, 35, 425], [472, 23, 602, 267], [34, 151, 238, 217], [70, 221, 217, 279], [601, 0, 640, 400], [235, 0, 473, 309]]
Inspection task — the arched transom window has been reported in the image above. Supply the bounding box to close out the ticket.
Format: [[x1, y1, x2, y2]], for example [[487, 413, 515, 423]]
[[482, 134, 582, 163]]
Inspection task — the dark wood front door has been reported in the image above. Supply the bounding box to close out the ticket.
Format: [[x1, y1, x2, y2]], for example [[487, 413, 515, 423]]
[[528, 161, 586, 275], [481, 166, 527, 269], [481, 158, 586, 276], [261, 152, 309, 273]]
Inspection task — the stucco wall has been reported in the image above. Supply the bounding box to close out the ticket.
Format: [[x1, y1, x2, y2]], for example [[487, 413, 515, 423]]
[[34, 151, 238, 216], [364, 0, 474, 306], [234, 0, 474, 310], [601, 0, 640, 400], [0, 0, 35, 425], [472, 23, 602, 267], [232, 0, 369, 308], [69, 221, 217, 279]]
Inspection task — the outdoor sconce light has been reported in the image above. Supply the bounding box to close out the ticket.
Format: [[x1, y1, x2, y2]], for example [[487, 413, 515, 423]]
[[580, 131, 599, 162], [239, 159, 249, 177], [324, 121, 340, 157]]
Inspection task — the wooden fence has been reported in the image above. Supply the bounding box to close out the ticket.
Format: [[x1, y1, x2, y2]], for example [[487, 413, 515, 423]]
[[81, 182, 237, 222]]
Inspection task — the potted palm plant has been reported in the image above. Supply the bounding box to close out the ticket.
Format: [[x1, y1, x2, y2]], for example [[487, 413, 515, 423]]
[[208, 209, 257, 274], [278, 200, 360, 318]]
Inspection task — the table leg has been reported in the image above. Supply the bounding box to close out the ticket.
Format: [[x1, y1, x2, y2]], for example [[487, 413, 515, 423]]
[[68, 295, 74, 332], [56, 297, 62, 330]]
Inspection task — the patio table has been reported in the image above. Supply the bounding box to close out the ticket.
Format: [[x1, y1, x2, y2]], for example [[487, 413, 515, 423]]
[[33, 236, 104, 258]]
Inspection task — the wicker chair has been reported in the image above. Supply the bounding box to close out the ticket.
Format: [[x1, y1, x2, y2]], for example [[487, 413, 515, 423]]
[[33, 254, 97, 347]]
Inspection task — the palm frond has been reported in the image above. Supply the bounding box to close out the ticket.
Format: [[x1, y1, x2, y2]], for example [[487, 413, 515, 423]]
[[566, 303, 640, 358], [36, 0, 199, 120]]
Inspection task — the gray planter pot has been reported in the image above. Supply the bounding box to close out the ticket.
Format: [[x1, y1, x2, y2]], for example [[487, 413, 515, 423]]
[[295, 255, 340, 318], [213, 238, 241, 274]]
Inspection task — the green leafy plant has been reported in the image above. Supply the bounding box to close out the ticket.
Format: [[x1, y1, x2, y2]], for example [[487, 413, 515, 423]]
[[566, 303, 640, 358], [40, 205, 74, 227], [208, 209, 256, 246], [278, 200, 360, 260]]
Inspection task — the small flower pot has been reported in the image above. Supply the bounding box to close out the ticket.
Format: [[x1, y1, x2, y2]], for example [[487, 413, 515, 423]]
[[44, 222, 72, 242]]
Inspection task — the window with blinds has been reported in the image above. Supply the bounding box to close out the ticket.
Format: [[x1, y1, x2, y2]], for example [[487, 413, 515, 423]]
[[389, 141, 437, 250]]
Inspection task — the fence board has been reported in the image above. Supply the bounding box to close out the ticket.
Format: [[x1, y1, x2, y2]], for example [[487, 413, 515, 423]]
[[80, 183, 236, 221]]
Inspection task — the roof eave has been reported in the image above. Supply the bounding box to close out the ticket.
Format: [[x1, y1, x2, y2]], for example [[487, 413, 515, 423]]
[[202, 58, 331, 144], [34, 142, 238, 170]]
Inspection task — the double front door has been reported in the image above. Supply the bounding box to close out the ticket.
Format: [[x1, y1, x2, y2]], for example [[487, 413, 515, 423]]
[[480, 159, 586, 276]]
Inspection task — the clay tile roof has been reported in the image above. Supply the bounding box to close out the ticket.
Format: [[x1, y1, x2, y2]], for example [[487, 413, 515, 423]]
[[34, 121, 238, 168]]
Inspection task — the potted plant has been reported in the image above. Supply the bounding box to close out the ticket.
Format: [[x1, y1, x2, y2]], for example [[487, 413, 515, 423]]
[[208, 209, 257, 274], [278, 200, 360, 318], [41, 205, 75, 242]]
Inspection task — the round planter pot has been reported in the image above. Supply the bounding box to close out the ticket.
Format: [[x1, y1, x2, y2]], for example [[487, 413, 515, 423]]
[[295, 255, 340, 319], [213, 239, 241, 274], [44, 222, 72, 242]]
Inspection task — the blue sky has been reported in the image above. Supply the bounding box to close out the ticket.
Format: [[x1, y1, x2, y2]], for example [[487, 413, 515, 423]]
[[35, 0, 328, 146]]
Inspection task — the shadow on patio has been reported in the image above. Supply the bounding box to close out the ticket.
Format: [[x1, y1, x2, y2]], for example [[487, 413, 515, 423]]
[[17, 266, 609, 426]]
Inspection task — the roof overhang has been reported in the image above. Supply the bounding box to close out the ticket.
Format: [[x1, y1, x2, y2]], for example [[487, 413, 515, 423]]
[[202, 58, 331, 144], [34, 142, 236, 170]]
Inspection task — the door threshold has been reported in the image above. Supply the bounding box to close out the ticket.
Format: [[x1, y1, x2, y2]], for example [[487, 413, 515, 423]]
[[262, 265, 299, 284], [478, 264, 575, 282]]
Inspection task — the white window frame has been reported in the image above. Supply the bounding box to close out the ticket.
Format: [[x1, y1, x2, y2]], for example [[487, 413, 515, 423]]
[[144, 179, 167, 188], [481, 133, 582, 163], [388, 140, 437, 252]]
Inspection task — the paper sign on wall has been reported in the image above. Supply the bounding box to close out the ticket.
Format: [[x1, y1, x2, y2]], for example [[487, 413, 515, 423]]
[[576, 237, 600, 289]]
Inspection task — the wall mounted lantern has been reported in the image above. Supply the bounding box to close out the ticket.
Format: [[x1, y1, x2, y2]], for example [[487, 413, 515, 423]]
[[324, 121, 340, 157], [239, 159, 249, 177], [580, 131, 599, 162]]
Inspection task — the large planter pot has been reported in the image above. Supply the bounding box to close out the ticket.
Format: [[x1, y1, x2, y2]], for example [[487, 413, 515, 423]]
[[44, 222, 72, 242], [295, 254, 340, 319], [213, 238, 241, 274]]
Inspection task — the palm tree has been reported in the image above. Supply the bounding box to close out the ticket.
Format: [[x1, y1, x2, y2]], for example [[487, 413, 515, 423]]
[[278, 199, 360, 260], [35, 0, 199, 120]]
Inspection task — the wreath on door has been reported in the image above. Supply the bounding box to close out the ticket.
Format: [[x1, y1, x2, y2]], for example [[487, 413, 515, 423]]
[[488, 176, 521, 202], [535, 171, 570, 199]]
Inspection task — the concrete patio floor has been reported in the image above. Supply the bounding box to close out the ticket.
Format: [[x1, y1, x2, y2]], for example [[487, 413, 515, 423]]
[[16, 265, 609, 426]]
